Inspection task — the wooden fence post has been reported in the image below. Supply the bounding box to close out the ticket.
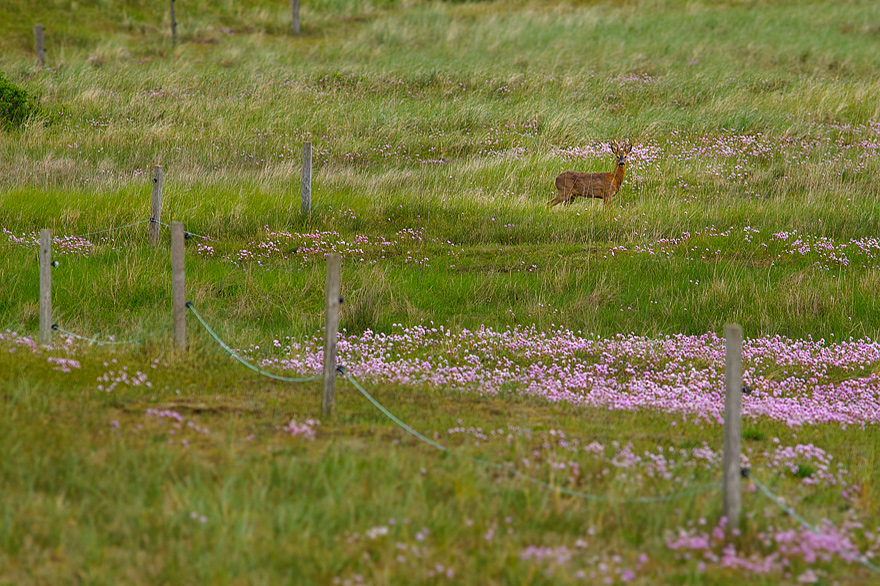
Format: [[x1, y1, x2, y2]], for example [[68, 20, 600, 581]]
[[39, 229, 52, 344], [170, 0, 178, 46], [322, 254, 341, 416], [301, 141, 312, 215], [171, 222, 186, 349], [291, 0, 301, 35], [34, 24, 45, 67], [150, 165, 164, 245], [723, 323, 743, 532]]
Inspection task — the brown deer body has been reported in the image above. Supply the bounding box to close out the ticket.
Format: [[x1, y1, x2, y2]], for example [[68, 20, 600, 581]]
[[550, 141, 632, 208]]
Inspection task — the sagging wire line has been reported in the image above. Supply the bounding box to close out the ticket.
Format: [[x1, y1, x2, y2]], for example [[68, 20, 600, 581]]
[[746, 470, 880, 574], [502, 465, 721, 504], [339, 367, 721, 504], [58, 219, 153, 241], [339, 366, 449, 452], [155, 220, 212, 241], [50, 218, 212, 243], [52, 324, 141, 345], [187, 302, 321, 384]]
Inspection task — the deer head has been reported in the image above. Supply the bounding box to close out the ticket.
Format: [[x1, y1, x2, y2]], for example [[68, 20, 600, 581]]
[[610, 141, 633, 167]]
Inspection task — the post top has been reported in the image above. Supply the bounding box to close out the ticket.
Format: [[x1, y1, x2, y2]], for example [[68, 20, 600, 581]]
[[723, 323, 743, 336]]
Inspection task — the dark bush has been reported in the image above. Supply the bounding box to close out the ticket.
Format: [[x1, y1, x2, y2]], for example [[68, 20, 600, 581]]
[[0, 73, 40, 131]]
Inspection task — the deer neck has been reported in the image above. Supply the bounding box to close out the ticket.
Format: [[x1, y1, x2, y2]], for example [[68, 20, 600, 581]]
[[612, 162, 626, 188]]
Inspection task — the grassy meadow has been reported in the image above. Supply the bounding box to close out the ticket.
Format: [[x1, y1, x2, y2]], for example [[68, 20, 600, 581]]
[[2, 0, 880, 584]]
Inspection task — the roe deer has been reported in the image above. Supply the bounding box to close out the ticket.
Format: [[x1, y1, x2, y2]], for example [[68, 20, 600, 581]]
[[550, 141, 632, 208]]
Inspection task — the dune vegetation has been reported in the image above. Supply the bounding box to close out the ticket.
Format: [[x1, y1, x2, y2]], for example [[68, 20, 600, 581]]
[[2, 1, 880, 584]]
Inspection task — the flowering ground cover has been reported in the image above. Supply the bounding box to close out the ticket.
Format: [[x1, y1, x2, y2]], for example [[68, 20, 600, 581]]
[[265, 325, 880, 429]]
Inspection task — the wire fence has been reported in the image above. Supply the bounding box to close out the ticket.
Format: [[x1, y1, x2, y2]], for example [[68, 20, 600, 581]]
[[52, 324, 141, 346], [187, 303, 321, 383], [31, 216, 213, 345], [44, 293, 880, 552], [183, 306, 722, 505], [341, 367, 721, 504], [59, 219, 153, 241], [35, 217, 211, 244], [154, 220, 212, 241], [25, 218, 880, 573], [183, 306, 880, 572]]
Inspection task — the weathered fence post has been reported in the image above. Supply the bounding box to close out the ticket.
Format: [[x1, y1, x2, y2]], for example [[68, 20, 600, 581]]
[[34, 24, 45, 67], [291, 0, 301, 35], [39, 229, 52, 344], [171, 222, 186, 349], [150, 165, 164, 245], [301, 141, 312, 215], [170, 0, 178, 45], [723, 323, 743, 532], [322, 254, 341, 416]]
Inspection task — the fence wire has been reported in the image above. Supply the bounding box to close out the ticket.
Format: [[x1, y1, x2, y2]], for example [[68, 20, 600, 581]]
[[187, 303, 321, 383], [155, 220, 212, 241], [54, 218, 211, 243], [748, 471, 880, 574], [52, 324, 140, 345], [59, 219, 153, 241]]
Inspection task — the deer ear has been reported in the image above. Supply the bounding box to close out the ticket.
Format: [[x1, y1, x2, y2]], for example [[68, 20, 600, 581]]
[[610, 141, 619, 154], [624, 142, 633, 154]]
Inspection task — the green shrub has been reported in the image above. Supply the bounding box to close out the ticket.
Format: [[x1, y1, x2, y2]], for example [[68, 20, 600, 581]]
[[0, 73, 39, 130]]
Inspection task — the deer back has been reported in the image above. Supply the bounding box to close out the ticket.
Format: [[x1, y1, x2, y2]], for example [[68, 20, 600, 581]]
[[555, 171, 618, 198]]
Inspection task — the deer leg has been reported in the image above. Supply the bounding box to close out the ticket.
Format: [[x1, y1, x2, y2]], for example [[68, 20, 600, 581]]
[[549, 188, 568, 208]]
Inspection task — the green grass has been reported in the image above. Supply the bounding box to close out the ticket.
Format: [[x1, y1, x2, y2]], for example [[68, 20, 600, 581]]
[[2, 0, 880, 583]]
